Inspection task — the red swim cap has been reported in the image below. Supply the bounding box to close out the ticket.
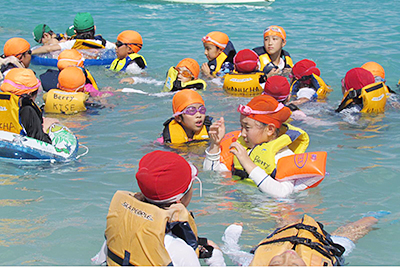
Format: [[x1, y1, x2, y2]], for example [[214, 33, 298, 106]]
[[233, 49, 259, 73], [292, 59, 320, 79], [136, 151, 197, 203], [344, 67, 375, 91], [263, 76, 290, 101]]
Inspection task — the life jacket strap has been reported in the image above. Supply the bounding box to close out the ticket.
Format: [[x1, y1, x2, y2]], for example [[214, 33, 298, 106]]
[[335, 89, 361, 112], [107, 247, 133, 266]]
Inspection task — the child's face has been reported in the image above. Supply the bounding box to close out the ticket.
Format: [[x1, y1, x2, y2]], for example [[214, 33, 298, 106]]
[[269, 250, 306, 266], [176, 103, 206, 135], [264, 35, 286, 56], [239, 115, 275, 149], [203, 43, 222, 62], [176, 66, 194, 83], [115, 42, 132, 60]]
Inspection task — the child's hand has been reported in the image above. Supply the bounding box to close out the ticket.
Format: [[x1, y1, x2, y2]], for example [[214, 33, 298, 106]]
[[119, 77, 135, 84], [267, 68, 281, 78], [208, 117, 225, 153], [229, 142, 256, 173], [201, 63, 212, 78], [43, 117, 60, 132], [207, 239, 221, 251]]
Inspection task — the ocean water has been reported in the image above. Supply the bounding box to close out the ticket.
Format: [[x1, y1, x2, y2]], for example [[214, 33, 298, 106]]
[[1, 0, 400, 265]]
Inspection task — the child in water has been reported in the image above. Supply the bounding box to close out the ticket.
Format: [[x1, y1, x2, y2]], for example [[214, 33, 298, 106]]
[[0, 37, 32, 80], [222, 49, 267, 95], [289, 59, 332, 105], [336, 67, 386, 113], [201, 31, 236, 78], [253, 25, 293, 78], [43, 66, 89, 114], [91, 150, 225, 266], [0, 68, 58, 143], [156, 89, 212, 144], [109, 30, 147, 73], [40, 49, 96, 92], [32, 24, 66, 45], [203, 95, 309, 198], [221, 214, 379, 266], [162, 58, 206, 91], [263, 76, 335, 126]]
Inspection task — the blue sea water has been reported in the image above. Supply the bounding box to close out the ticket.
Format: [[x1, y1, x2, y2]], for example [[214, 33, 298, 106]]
[[1, 0, 400, 265]]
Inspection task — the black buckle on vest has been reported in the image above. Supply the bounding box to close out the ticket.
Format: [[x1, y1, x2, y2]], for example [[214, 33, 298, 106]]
[[107, 248, 133, 266], [348, 89, 358, 99]]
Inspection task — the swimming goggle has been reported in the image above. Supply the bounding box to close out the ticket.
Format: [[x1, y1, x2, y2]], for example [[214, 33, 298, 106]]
[[237, 103, 285, 116], [202, 35, 227, 49], [264, 26, 283, 35], [173, 105, 207, 117], [15, 49, 32, 58], [57, 57, 85, 66], [175, 67, 194, 79], [115, 40, 142, 49]]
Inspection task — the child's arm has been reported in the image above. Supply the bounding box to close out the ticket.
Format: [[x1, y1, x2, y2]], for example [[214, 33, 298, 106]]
[[331, 216, 378, 242], [31, 44, 61, 55], [203, 117, 230, 172], [119, 77, 135, 84]]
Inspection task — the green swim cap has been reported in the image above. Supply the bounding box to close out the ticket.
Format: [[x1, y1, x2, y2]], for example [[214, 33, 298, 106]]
[[33, 24, 52, 43], [74, 12, 94, 32], [65, 25, 75, 37]]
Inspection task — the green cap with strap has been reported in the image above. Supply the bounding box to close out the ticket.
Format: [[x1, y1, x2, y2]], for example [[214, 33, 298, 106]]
[[32, 24, 52, 43]]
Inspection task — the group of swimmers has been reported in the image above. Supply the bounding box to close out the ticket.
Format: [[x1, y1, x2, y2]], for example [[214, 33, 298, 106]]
[[0, 11, 392, 266]]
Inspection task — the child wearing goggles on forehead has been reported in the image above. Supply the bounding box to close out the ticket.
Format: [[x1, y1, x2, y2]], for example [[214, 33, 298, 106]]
[[253, 25, 293, 79], [288, 59, 332, 106], [161, 58, 207, 92], [110, 30, 147, 73], [156, 89, 212, 145], [203, 95, 311, 198], [201, 31, 236, 79]]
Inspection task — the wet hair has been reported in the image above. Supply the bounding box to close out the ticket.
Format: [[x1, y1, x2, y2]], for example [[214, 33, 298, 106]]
[[254, 120, 280, 137], [75, 29, 95, 39]]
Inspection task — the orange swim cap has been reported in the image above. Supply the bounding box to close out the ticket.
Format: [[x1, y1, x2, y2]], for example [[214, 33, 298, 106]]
[[57, 49, 85, 70], [172, 89, 205, 114], [202, 31, 229, 49], [263, 25, 286, 41], [117, 30, 143, 53], [361, 61, 385, 79], [1, 68, 40, 96], [3, 37, 31, 57], [58, 66, 86, 92], [238, 95, 291, 128], [176, 58, 200, 79]]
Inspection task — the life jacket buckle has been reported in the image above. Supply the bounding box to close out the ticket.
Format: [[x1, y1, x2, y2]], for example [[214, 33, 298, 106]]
[[348, 89, 358, 99]]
